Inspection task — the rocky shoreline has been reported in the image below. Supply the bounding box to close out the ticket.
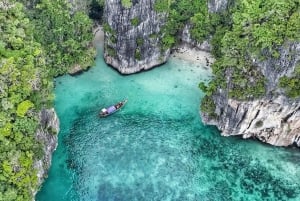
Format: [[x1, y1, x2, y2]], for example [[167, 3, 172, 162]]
[[202, 42, 300, 147], [33, 109, 59, 198]]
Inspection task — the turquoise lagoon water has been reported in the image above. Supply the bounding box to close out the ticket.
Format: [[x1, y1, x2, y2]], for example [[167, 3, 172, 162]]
[[37, 51, 300, 201]]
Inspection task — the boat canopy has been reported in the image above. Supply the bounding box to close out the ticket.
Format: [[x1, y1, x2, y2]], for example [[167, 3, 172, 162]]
[[107, 106, 116, 113]]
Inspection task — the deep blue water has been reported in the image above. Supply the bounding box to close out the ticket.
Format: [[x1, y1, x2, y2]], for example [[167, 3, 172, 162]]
[[36, 50, 300, 201]]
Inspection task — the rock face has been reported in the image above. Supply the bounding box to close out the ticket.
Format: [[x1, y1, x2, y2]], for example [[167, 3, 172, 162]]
[[68, 0, 92, 13], [202, 42, 300, 147], [208, 0, 229, 13], [203, 96, 300, 146], [180, 24, 211, 52], [33, 108, 59, 196], [180, 0, 230, 51], [103, 0, 169, 74]]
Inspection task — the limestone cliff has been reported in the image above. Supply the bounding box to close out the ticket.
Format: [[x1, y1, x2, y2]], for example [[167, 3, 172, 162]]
[[33, 108, 59, 196], [103, 0, 169, 74], [180, 0, 230, 51], [180, 24, 211, 52], [202, 42, 300, 147]]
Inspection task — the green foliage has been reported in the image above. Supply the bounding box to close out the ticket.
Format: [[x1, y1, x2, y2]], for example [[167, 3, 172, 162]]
[[136, 38, 144, 46], [279, 64, 300, 98], [0, 123, 13, 137], [224, 0, 299, 56], [161, 34, 175, 50], [32, 142, 45, 160], [154, 0, 170, 12], [0, 2, 44, 199], [131, 17, 140, 26], [0, 0, 95, 200], [200, 0, 300, 116], [103, 23, 115, 34], [189, 0, 218, 43], [33, 0, 95, 76], [155, 0, 211, 51], [135, 48, 141, 60], [16, 100, 34, 117], [106, 46, 117, 57], [103, 22, 117, 54], [286, 10, 300, 40], [198, 82, 208, 92], [121, 0, 132, 8], [14, 117, 38, 136], [201, 95, 216, 118], [95, 0, 105, 7], [190, 12, 210, 43], [228, 72, 266, 100]]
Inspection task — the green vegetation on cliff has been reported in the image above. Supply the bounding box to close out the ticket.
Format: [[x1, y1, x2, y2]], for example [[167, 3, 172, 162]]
[[121, 0, 132, 9], [155, 0, 212, 50], [279, 63, 300, 98], [154, 0, 299, 117], [0, 0, 94, 200], [32, 0, 95, 76], [198, 0, 300, 117]]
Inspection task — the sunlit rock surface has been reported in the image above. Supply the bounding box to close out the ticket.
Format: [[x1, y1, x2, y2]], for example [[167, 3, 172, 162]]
[[103, 0, 169, 74]]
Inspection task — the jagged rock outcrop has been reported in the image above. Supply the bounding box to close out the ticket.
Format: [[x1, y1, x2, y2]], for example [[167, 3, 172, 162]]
[[203, 96, 300, 146], [202, 42, 300, 147], [103, 0, 169, 74], [33, 108, 59, 196]]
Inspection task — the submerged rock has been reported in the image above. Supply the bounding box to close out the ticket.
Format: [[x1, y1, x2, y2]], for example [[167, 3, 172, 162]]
[[103, 0, 169, 74]]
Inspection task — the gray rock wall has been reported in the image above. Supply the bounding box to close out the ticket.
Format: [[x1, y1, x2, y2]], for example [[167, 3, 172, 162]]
[[202, 42, 300, 147], [202, 95, 300, 146], [255, 42, 300, 96], [103, 0, 169, 74], [33, 108, 59, 197], [180, 24, 212, 52], [208, 0, 229, 13]]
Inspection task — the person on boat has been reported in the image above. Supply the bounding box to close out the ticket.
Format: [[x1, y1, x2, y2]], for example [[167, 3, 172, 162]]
[[115, 102, 123, 109]]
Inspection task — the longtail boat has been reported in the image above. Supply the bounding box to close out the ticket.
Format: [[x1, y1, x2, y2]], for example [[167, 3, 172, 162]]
[[99, 99, 127, 117]]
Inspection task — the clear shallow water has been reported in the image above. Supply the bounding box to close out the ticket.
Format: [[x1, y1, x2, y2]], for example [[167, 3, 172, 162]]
[[37, 50, 300, 201]]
